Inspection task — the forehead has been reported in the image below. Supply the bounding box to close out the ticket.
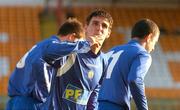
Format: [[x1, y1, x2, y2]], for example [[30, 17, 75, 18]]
[[90, 16, 110, 26]]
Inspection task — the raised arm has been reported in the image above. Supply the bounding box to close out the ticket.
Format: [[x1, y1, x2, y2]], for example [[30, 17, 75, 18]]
[[42, 40, 90, 65]]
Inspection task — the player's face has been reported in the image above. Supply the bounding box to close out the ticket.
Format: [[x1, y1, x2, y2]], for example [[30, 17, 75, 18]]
[[145, 33, 159, 53], [85, 16, 111, 46]]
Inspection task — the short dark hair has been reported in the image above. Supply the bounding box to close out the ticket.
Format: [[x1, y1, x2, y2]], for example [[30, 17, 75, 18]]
[[86, 9, 113, 29], [57, 18, 84, 39], [131, 18, 159, 39]]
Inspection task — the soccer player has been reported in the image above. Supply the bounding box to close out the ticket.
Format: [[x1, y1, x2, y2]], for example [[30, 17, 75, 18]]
[[44, 9, 113, 110], [6, 18, 99, 110], [98, 19, 160, 110]]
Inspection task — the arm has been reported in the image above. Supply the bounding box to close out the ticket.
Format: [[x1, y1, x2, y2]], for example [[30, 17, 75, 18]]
[[128, 53, 152, 110], [42, 40, 90, 65]]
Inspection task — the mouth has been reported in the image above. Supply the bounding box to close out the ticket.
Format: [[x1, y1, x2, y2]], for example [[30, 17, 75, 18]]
[[95, 33, 103, 36], [94, 31, 102, 35]]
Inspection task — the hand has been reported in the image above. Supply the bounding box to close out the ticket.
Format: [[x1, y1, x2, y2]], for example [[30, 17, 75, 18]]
[[86, 35, 105, 48]]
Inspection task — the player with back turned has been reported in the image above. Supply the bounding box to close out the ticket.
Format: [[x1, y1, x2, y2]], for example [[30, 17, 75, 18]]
[[98, 19, 160, 110], [6, 18, 100, 110]]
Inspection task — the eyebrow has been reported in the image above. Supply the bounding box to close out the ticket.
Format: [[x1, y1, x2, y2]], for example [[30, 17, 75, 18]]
[[92, 20, 109, 28], [92, 20, 99, 23]]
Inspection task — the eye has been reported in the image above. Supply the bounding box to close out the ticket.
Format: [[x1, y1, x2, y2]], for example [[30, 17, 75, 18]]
[[102, 23, 108, 29], [92, 21, 99, 26]]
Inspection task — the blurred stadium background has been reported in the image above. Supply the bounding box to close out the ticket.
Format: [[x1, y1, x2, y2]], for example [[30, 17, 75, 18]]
[[0, 0, 180, 109]]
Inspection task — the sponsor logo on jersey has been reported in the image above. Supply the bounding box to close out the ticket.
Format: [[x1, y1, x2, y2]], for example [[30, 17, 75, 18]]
[[63, 84, 91, 105], [88, 70, 94, 79]]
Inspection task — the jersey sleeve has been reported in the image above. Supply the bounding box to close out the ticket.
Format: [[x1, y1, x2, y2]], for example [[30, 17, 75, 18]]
[[42, 40, 90, 65], [128, 53, 152, 110]]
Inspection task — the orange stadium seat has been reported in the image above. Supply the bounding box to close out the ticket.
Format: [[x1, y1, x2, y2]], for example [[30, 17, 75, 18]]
[[160, 35, 180, 52], [168, 61, 180, 82], [0, 6, 42, 95]]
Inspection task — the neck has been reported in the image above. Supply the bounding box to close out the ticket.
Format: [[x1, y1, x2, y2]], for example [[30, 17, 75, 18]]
[[132, 38, 146, 48], [59, 35, 67, 41]]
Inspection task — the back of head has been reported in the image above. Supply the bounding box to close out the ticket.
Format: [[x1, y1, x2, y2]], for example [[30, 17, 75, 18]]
[[86, 9, 113, 29], [131, 18, 160, 39], [57, 18, 84, 39]]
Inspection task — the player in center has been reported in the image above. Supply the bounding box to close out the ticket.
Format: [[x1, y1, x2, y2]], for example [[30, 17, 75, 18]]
[[43, 9, 113, 110]]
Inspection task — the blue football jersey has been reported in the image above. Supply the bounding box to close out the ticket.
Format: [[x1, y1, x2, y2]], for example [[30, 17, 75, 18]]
[[98, 40, 152, 110], [8, 35, 90, 103], [43, 51, 108, 110]]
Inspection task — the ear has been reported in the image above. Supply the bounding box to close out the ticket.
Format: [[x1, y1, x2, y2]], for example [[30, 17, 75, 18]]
[[145, 33, 152, 42], [68, 33, 76, 41]]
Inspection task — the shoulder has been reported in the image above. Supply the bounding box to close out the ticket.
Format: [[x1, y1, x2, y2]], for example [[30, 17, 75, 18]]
[[39, 36, 61, 48], [100, 52, 108, 61], [48, 35, 61, 43], [136, 51, 152, 68]]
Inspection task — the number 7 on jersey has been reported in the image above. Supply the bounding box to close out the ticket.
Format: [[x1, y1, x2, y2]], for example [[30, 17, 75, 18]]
[[106, 50, 124, 79]]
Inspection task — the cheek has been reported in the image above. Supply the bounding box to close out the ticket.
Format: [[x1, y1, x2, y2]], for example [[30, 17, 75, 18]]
[[85, 29, 91, 36], [149, 43, 153, 48], [145, 43, 151, 51], [149, 42, 155, 51], [103, 30, 110, 37], [86, 27, 94, 35], [151, 41, 156, 47]]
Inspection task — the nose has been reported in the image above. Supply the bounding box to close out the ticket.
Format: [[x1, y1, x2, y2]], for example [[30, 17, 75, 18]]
[[95, 22, 100, 29], [97, 24, 103, 33]]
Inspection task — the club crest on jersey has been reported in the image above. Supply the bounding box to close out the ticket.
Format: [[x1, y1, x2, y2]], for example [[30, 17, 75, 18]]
[[88, 71, 94, 79], [63, 84, 91, 105]]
